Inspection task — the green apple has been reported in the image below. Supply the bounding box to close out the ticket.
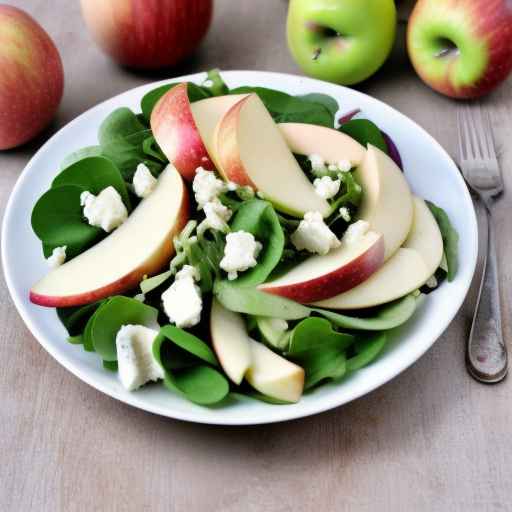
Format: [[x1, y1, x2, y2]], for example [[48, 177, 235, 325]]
[[287, 0, 397, 85]]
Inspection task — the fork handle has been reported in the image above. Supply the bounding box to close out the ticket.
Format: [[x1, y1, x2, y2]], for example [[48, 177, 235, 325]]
[[466, 203, 508, 383]]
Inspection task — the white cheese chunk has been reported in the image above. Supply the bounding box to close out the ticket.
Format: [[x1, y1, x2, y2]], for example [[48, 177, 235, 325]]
[[116, 324, 164, 391], [220, 231, 262, 280], [308, 153, 326, 172], [290, 211, 341, 255], [80, 186, 128, 232], [133, 163, 157, 199], [425, 275, 438, 289], [339, 206, 351, 222], [46, 246, 67, 269], [343, 220, 370, 246], [192, 167, 226, 208], [337, 159, 352, 172], [203, 199, 232, 231], [313, 176, 341, 200]]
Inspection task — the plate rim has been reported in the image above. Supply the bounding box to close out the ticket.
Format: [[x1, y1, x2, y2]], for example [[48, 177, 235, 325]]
[[1, 70, 478, 425]]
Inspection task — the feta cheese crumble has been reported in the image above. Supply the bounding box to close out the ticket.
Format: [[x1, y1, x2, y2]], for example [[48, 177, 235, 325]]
[[116, 324, 164, 391], [80, 187, 128, 232], [132, 163, 157, 198], [220, 231, 262, 280], [46, 246, 67, 269], [204, 199, 232, 231], [268, 318, 288, 333], [192, 167, 226, 208], [308, 154, 325, 171], [425, 275, 438, 289], [339, 206, 351, 222], [161, 265, 203, 328], [227, 181, 239, 191], [337, 159, 352, 172], [343, 220, 370, 246], [134, 293, 146, 303], [290, 211, 341, 256], [313, 176, 341, 200]]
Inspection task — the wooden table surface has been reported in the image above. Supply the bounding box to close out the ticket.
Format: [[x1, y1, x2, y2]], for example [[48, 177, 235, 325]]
[[1, 1, 511, 510]]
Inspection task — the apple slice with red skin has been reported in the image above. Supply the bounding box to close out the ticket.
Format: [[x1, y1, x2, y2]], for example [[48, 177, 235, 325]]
[[214, 93, 331, 217], [278, 122, 366, 166], [259, 231, 384, 303], [30, 165, 189, 307], [151, 83, 214, 181], [313, 197, 443, 309]]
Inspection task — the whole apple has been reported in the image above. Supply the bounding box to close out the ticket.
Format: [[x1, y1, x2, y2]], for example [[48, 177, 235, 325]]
[[80, 0, 213, 69], [287, 0, 397, 86], [407, 0, 512, 99], [0, 6, 64, 150]]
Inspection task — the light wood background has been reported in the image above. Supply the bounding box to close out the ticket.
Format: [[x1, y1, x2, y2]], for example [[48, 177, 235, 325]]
[[1, 1, 511, 510]]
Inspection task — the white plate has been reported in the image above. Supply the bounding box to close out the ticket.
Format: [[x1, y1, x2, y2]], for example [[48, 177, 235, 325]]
[[2, 71, 478, 425]]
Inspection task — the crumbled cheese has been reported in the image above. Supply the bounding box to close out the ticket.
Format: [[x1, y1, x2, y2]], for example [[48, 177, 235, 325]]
[[192, 167, 226, 208], [308, 153, 326, 171], [80, 187, 128, 232], [227, 181, 239, 191], [337, 159, 352, 172], [268, 318, 288, 333], [203, 199, 232, 231], [313, 176, 341, 200], [220, 231, 262, 280], [290, 211, 341, 255], [161, 268, 203, 328], [133, 163, 157, 198], [328, 164, 339, 172], [339, 206, 351, 222], [425, 275, 438, 289], [343, 220, 370, 246], [134, 293, 145, 302], [46, 246, 67, 269], [116, 325, 164, 391]]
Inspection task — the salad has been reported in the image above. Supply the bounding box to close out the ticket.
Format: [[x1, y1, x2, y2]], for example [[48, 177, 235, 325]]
[[29, 70, 458, 406]]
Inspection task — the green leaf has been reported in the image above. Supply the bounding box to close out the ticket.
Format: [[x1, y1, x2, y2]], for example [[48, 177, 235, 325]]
[[57, 300, 106, 336], [246, 391, 294, 405], [255, 316, 291, 351], [346, 332, 388, 372], [99, 107, 147, 147], [426, 201, 459, 281], [213, 280, 311, 320], [59, 146, 103, 171], [339, 119, 388, 153], [31, 184, 102, 249], [90, 296, 159, 361], [140, 270, 173, 294], [230, 86, 334, 127], [202, 68, 229, 96], [313, 294, 418, 331], [296, 93, 339, 118], [229, 199, 285, 285], [152, 325, 229, 405], [52, 156, 131, 210], [103, 360, 118, 372]]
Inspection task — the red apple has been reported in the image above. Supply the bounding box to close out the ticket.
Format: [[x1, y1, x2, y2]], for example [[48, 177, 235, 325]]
[[407, 0, 512, 99], [0, 6, 63, 150], [80, 0, 213, 69]]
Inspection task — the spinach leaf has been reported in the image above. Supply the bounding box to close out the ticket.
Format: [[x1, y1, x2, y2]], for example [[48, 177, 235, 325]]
[[229, 86, 333, 127], [153, 325, 229, 405], [99, 107, 147, 146], [296, 93, 338, 118], [31, 185, 102, 250], [57, 300, 106, 336], [426, 201, 459, 281], [59, 146, 103, 171], [52, 156, 131, 210], [346, 332, 388, 372], [339, 119, 388, 153], [202, 68, 229, 97], [214, 281, 310, 320], [229, 199, 285, 285], [90, 296, 159, 361]]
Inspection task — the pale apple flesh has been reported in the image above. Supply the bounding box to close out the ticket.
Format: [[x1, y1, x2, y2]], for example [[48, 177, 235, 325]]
[[355, 144, 413, 260], [246, 339, 305, 403], [30, 165, 189, 307], [190, 94, 248, 179], [151, 83, 213, 181], [215, 93, 331, 217], [259, 231, 384, 303], [313, 196, 443, 309], [210, 298, 251, 385], [278, 122, 366, 166]]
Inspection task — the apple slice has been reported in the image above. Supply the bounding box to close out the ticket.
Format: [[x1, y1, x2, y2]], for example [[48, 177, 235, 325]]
[[355, 144, 413, 260], [30, 165, 189, 307], [210, 298, 251, 385], [246, 339, 305, 403], [214, 93, 330, 217], [278, 122, 366, 166], [151, 83, 214, 181], [313, 197, 443, 309], [259, 230, 384, 303], [190, 94, 247, 179]]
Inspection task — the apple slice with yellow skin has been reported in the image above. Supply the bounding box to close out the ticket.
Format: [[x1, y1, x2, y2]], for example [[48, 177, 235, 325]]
[[259, 230, 384, 303], [278, 122, 366, 166], [151, 83, 214, 181], [214, 93, 330, 217], [246, 339, 305, 403], [210, 298, 251, 385], [30, 164, 189, 307], [313, 197, 443, 309], [190, 94, 248, 179], [355, 144, 413, 260]]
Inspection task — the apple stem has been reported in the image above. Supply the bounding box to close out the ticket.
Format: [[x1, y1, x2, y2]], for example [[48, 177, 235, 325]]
[[312, 48, 322, 61]]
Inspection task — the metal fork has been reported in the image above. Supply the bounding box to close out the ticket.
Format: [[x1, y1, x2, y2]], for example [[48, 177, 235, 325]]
[[457, 106, 507, 383]]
